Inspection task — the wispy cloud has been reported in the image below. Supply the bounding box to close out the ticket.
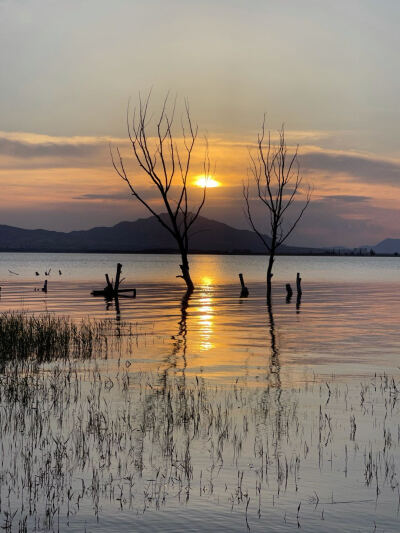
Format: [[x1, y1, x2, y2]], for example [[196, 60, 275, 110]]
[[300, 148, 400, 186], [2, 130, 400, 189], [73, 192, 130, 200], [0, 137, 104, 159], [321, 194, 372, 203]]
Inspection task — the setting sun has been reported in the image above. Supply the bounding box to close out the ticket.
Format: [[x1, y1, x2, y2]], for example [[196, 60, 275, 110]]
[[194, 175, 221, 188]]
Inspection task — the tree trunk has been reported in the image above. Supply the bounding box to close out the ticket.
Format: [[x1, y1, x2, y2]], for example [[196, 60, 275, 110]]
[[114, 263, 123, 292], [179, 250, 194, 292], [266, 226, 278, 303], [266, 253, 274, 303]]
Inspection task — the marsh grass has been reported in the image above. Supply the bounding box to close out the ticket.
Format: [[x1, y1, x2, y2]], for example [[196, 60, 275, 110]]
[[1, 354, 400, 531], [0, 311, 399, 531], [0, 312, 134, 364]]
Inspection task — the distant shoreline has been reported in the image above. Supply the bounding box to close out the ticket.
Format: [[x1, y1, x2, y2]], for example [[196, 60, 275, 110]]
[[0, 249, 396, 258]]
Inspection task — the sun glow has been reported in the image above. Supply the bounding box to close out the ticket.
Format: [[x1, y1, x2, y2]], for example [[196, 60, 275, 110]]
[[194, 175, 221, 188]]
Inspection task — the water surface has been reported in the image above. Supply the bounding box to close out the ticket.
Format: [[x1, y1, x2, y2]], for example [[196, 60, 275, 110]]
[[1, 253, 400, 531], [1, 251, 400, 283]]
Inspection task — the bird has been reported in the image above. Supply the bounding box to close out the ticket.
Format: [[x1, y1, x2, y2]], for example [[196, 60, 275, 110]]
[[59, 269, 62, 275], [35, 272, 40, 276]]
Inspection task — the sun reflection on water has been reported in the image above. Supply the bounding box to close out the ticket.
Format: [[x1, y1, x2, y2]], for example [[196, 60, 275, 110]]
[[197, 277, 215, 351]]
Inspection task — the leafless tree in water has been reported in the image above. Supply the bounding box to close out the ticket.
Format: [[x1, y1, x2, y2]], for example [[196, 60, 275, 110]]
[[243, 118, 311, 302], [111, 92, 210, 291]]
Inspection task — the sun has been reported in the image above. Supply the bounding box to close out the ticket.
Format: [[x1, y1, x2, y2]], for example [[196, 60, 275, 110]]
[[194, 175, 221, 188]]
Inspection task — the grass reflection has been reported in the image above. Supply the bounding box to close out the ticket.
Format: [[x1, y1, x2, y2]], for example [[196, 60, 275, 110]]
[[1, 354, 399, 532]]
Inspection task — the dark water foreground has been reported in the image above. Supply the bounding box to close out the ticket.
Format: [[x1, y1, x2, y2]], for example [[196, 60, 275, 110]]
[[1, 278, 400, 531], [1, 361, 400, 532]]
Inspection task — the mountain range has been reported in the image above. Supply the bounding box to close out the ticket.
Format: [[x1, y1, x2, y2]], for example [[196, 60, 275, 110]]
[[0, 214, 396, 254], [0, 215, 315, 254], [371, 239, 400, 255]]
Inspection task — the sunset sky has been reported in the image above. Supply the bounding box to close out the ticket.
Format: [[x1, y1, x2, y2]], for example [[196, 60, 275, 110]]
[[0, 0, 399, 247]]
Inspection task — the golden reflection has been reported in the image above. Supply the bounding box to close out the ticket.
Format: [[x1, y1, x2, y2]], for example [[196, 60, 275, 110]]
[[197, 288, 215, 352], [201, 276, 214, 287]]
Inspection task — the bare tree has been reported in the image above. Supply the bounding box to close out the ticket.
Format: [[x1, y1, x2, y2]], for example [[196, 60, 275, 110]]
[[111, 93, 210, 292], [243, 118, 311, 302]]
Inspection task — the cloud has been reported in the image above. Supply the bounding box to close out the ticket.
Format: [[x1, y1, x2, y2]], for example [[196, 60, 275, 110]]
[[0, 136, 105, 159], [0, 131, 114, 170], [72, 187, 179, 205], [286, 197, 384, 247], [73, 192, 130, 200], [300, 149, 400, 186], [3, 130, 400, 191], [322, 194, 372, 203]]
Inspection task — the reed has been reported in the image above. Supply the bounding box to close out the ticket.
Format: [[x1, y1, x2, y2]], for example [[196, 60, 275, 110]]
[[0, 312, 127, 363], [0, 359, 399, 531], [0, 311, 399, 531]]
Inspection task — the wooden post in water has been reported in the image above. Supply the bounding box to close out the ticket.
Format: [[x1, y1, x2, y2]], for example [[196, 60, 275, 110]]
[[239, 273, 249, 298], [296, 273, 302, 295], [114, 263, 122, 292], [105, 273, 112, 290], [296, 272, 302, 313]]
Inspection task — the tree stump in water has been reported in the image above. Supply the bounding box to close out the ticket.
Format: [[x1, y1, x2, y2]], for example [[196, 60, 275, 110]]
[[239, 273, 249, 298], [296, 273, 302, 295], [91, 263, 136, 298]]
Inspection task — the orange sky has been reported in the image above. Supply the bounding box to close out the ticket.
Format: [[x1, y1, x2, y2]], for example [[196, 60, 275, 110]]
[[0, 1, 400, 247], [0, 128, 399, 247]]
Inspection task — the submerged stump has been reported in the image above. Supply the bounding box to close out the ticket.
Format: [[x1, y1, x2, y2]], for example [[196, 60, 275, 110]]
[[91, 263, 136, 299], [239, 273, 249, 298], [296, 272, 302, 295]]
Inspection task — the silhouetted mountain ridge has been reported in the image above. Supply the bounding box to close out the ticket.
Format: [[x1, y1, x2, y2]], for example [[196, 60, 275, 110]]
[[0, 215, 313, 254], [372, 238, 400, 255]]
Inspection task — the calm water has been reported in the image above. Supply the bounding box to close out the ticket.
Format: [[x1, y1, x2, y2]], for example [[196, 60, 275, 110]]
[[1, 253, 400, 532], [1, 251, 400, 283], [1, 253, 400, 383]]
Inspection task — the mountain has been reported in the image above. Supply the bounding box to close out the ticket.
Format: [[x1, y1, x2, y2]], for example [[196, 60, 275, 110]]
[[372, 239, 400, 255], [0, 215, 314, 254]]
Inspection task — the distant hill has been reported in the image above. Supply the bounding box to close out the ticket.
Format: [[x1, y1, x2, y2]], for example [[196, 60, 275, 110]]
[[0, 215, 315, 254], [372, 238, 400, 255]]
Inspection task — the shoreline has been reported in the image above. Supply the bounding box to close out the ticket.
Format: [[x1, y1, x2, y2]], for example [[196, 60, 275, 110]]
[[0, 249, 396, 257]]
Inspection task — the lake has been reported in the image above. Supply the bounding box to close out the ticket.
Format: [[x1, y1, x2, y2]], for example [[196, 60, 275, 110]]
[[1, 251, 400, 283], [1, 253, 400, 532]]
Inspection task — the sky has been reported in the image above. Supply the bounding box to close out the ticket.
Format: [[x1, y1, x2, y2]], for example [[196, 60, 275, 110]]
[[0, 0, 399, 247]]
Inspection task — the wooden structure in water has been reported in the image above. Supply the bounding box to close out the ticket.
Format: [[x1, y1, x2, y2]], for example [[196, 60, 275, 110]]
[[239, 273, 249, 298], [91, 263, 136, 299], [296, 272, 302, 295]]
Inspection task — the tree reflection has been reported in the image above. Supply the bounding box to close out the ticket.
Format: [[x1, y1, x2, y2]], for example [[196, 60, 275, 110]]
[[296, 292, 302, 313], [267, 301, 281, 390], [160, 289, 192, 391]]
